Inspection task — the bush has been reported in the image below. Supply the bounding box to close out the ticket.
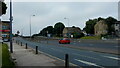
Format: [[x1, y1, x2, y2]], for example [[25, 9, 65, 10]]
[[73, 33, 84, 38]]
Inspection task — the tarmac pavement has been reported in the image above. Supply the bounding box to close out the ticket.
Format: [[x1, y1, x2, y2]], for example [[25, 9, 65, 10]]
[[7, 42, 65, 67]]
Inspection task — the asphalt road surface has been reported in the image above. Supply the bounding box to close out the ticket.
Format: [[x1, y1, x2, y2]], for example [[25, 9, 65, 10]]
[[47, 39, 118, 51], [36, 39, 119, 54], [14, 37, 120, 68]]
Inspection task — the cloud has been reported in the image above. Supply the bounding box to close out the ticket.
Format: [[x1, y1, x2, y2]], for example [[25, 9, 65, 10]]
[[2, 2, 118, 36], [0, 0, 4, 2], [4, 0, 120, 2]]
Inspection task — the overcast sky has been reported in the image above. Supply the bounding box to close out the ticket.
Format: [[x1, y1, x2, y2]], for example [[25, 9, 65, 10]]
[[1, 0, 119, 36]]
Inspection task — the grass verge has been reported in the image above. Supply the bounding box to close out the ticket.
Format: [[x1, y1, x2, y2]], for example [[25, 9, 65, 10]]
[[80, 36, 101, 40], [0, 43, 14, 68]]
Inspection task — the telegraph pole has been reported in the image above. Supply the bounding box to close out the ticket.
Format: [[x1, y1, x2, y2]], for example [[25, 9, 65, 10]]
[[10, 0, 13, 53]]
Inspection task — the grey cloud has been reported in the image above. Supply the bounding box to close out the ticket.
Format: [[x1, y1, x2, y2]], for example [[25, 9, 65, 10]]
[[2, 2, 118, 36]]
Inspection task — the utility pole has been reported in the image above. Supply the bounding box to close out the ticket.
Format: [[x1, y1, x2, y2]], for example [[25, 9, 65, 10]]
[[10, 0, 13, 53]]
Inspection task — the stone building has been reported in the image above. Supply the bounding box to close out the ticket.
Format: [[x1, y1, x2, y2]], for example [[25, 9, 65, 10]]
[[63, 27, 82, 37], [114, 21, 120, 37], [94, 20, 108, 36]]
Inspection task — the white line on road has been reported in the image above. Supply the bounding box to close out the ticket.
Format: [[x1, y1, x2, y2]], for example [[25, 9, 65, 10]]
[[51, 48, 63, 52], [114, 46, 120, 48], [89, 44, 94, 46], [39, 50, 78, 66], [74, 41, 76, 42], [73, 43, 76, 44], [102, 56, 120, 60], [74, 59, 104, 68], [73, 53, 100, 60]]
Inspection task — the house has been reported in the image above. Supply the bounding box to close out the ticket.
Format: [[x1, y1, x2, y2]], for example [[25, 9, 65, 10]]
[[94, 20, 108, 36], [0, 21, 10, 41], [63, 27, 82, 38], [114, 21, 120, 37]]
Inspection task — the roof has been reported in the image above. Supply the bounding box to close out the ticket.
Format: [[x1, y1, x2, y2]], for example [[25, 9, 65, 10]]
[[1, 21, 10, 23], [63, 27, 82, 34]]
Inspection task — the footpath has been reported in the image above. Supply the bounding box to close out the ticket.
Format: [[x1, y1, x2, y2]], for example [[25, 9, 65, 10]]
[[7, 42, 67, 67]]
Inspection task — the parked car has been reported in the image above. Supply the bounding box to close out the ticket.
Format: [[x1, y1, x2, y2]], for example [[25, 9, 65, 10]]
[[3, 38, 9, 42], [59, 38, 70, 44]]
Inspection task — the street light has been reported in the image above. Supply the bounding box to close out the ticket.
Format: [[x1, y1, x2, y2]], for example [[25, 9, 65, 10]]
[[29, 15, 35, 38], [21, 28, 24, 36], [64, 17, 70, 27], [64, 17, 70, 38], [46, 31, 48, 44]]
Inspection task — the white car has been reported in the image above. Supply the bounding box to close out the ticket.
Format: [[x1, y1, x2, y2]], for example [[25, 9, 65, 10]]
[[0, 38, 3, 42]]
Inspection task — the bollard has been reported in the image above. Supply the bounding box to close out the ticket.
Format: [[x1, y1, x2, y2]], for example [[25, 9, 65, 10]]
[[18, 41, 19, 45], [25, 43, 27, 49], [36, 46, 38, 54], [2, 42, 3, 44], [65, 54, 69, 68], [21, 42, 22, 46]]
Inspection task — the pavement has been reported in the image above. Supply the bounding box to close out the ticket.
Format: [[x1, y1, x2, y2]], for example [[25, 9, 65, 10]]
[[7, 42, 66, 67]]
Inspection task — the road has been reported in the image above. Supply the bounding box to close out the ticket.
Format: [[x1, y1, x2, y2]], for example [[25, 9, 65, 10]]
[[47, 39, 118, 50], [14, 37, 120, 67], [38, 39, 119, 54]]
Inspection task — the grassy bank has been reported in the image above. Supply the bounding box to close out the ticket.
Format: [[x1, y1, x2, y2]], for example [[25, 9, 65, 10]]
[[80, 36, 101, 40], [0, 43, 14, 68]]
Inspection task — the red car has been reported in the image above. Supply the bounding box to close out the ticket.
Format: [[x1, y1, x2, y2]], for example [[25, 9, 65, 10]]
[[59, 38, 70, 44]]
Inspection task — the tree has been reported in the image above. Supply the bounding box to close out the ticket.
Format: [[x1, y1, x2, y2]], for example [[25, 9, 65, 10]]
[[98, 17, 105, 21], [54, 22, 65, 37], [39, 26, 54, 37], [105, 17, 117, 35], [39, 27, 48, 36], [0, 1, 7, 16], [83, 19, 97, 34], [46, 26, 54, 34], [73, 32, 84, 38], [83, 16, 117, 35], [17, 31, 20, 35]]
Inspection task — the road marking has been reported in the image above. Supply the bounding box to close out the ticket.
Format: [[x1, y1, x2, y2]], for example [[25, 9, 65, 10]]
[[89, 44, 93, 46], [51, 48, 63, 52], [102, 56, 120, 60], [39, 50, 78, 66], [73, 53, 100, 60], [75, 59, 104, 68], [74, 41, 76, 42], [74, 43, 76, 44], [114, 46, 120, 48]]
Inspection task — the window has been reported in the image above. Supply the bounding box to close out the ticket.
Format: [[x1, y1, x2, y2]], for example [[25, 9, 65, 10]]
[[2, 26, 8, 30], [1, 34, 8, 38]]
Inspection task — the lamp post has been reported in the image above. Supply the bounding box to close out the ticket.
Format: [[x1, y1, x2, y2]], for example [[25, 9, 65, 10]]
[[29, 15, 35, 38], [46, 31, 48, 44], [64, 17, 70, 27], [10, 0, 13, 53], [21, 28, 23, 36], [64, 17, 70, 38]]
